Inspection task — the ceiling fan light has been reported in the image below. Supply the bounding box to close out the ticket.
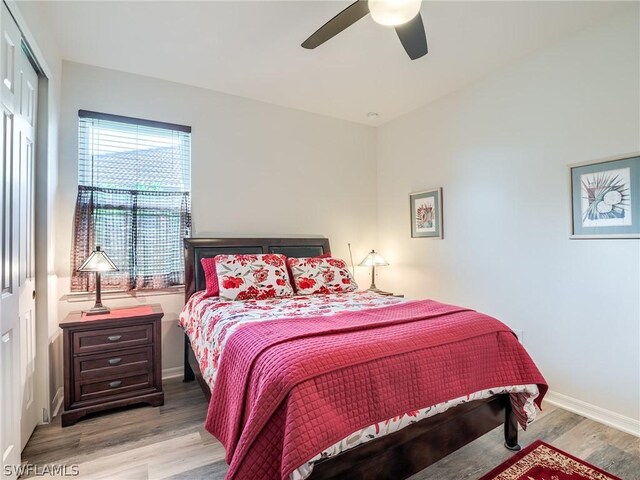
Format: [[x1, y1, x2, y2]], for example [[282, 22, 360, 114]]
[[369, 0, 421, 26]]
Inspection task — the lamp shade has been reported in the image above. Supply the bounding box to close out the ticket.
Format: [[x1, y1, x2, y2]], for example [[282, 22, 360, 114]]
[[358, 250, 389, 267], [78, 246, 118, 273], [368, 0, 421, 26]]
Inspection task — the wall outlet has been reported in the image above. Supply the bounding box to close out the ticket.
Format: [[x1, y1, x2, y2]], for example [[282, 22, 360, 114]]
[[512, 329, 524, 344]]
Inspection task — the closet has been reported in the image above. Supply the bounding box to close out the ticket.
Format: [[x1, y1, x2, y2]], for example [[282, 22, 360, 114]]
[[0, 2, 39, 478]]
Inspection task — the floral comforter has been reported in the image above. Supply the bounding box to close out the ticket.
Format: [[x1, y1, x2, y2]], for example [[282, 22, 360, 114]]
[[179, 291, 405, 390], [179, 291, 540, 480]]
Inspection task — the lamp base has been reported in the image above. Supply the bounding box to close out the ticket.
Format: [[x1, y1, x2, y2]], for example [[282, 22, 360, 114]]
[[84, 306, 111, 316], [366, 287, 393, 296]]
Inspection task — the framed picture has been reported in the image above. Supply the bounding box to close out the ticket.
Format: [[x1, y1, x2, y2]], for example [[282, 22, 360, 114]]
[[570, 153, 640, 239], [410, 188, 443, 238]]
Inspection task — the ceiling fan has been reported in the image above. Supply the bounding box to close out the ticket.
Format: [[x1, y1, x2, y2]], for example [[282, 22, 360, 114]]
[[301, 0, 428, 60]]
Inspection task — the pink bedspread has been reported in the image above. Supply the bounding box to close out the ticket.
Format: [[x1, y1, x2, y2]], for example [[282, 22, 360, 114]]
[[206, 299, 547, 480]]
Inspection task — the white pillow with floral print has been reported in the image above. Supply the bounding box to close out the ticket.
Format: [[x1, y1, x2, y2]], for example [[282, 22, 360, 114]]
[[287, 257, 358, 295], [215, 254, 294, 300]]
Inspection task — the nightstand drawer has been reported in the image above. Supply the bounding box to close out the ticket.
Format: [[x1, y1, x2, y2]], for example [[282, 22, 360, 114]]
[[76, 372, 153, 402], [74, 346, 153, 381], [73, 324, 153, 354]]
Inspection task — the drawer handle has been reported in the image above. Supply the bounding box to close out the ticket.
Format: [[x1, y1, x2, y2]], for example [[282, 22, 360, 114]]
[[108, 358, 122, 365], [107, 335, 122, 342], [109, 380, 122, 388]]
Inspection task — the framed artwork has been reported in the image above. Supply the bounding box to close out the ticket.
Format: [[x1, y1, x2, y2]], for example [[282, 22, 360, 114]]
[[570, 153, 640, 239], [410, 188, 443, 238]]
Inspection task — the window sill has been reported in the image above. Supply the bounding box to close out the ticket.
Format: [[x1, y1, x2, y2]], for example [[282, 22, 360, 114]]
[[63, 285, 185, 303]]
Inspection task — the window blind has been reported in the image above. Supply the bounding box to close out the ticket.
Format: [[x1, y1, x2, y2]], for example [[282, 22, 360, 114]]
[[71, 110, 192, 292]]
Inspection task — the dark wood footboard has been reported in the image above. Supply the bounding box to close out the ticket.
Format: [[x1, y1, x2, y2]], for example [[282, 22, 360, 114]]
[[309, 395, 516, 480]]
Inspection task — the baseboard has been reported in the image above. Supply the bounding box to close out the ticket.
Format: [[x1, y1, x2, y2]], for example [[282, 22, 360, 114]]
[[162, 367, 183, 380], [51, 387, 64, 420], [544, 390, 639, 437]]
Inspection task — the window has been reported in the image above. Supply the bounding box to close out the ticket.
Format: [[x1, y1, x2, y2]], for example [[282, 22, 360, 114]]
[[71, 110, 191, 292]]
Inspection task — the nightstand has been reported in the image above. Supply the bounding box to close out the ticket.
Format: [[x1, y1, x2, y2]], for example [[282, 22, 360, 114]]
[[61, 304, 164, 427]]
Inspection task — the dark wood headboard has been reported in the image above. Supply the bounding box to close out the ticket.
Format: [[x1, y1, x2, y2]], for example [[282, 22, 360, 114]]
[[183, 237, 331, 301]]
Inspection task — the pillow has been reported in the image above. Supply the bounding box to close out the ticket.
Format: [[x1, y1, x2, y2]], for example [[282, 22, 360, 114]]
[[285, 252, 332, 288], [215, 254, 294, 300], [287, 257, 358, 295], [200, 257, 219, 298]]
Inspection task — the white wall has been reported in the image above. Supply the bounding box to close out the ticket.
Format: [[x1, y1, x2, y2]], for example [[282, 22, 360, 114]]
[[376, 9, 640, 423], [56, 62, 377, 379]]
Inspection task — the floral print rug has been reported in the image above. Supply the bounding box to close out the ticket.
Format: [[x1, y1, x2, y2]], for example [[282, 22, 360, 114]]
[[478, 440, 622, 480]]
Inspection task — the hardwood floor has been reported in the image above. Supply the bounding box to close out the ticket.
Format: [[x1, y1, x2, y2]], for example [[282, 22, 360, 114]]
[[22, 378, 640, 479]]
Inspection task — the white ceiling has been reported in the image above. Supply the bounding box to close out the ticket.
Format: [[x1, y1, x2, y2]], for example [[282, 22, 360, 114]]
[[42, 1, 631, 125]]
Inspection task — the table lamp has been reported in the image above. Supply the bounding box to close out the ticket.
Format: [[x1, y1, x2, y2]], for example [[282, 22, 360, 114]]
[[78, 246, 118, 315], [358, 249, 389, 294]]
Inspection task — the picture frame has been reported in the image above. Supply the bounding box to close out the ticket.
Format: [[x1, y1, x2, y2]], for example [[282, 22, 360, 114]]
[[410, 188, 443, 238], [569, 153, 640, 239]]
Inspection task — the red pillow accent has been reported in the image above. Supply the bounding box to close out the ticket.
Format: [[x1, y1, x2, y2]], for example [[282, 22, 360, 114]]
[[287, 253, 332, 293], [200, 257, 219, 298]]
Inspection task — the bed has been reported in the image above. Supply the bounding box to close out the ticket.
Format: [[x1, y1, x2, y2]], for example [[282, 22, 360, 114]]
[[180, 237, 547, 480]]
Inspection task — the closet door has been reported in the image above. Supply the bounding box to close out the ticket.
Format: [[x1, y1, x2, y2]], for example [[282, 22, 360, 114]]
[[16, 36, 38, 452], [13, 33, 38, 451], [0, 3, 38, 477], [0, 74, 20, 480]]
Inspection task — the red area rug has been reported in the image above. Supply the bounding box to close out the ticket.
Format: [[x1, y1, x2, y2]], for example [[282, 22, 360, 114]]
[[478, 440, 622, 480]]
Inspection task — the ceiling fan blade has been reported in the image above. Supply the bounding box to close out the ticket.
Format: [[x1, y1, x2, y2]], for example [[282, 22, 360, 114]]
[[302, 1, 370, 49], [395, 13, 428, 60]]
